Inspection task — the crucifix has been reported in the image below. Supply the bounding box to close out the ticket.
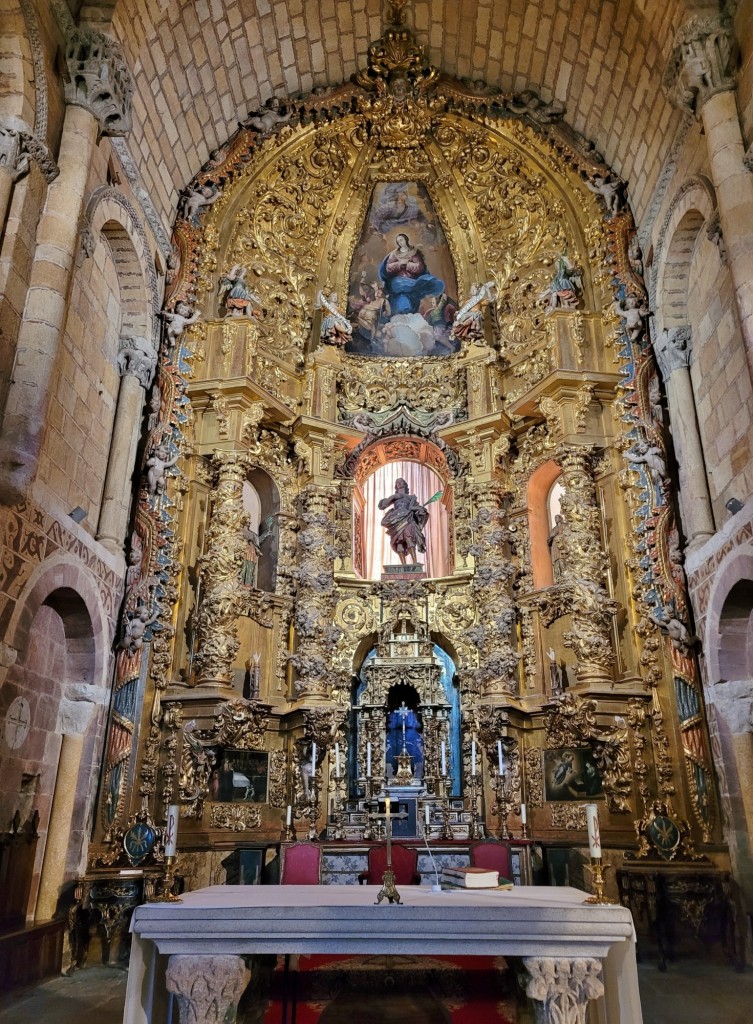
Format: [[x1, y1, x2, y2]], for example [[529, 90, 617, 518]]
[[370, 796, 408, 904], [394, 702, 414, 784]]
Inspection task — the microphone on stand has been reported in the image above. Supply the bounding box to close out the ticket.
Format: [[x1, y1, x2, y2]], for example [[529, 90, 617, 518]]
[[423, 806, 442, 893]]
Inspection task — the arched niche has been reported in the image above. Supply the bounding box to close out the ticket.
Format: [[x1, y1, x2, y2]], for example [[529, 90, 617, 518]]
[[528, 460, 562, 590], [351, 437, 454, 581], [241, 468, 279, 593]]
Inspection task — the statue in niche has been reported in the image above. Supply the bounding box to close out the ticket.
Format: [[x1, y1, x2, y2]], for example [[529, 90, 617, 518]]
[[547, 647, 564, 694], [315, 290, 352, 347], [450, 280, 497, 343], [218, 265, 263, 318], [240, 515, 275, 588], [538, 255, 582, 313], [378, 478, 434, 565], [547, 513, 565, 581]]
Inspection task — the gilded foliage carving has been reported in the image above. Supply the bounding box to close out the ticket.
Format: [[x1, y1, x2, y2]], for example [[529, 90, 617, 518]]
[[209, 804, 262, 831], [338, 359, 466, 420]]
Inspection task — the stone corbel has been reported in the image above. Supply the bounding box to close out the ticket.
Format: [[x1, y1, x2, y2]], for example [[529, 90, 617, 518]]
[[64, 29, 133, 135], [662, 15, 736, 117], [522, 957, 604, 1024]]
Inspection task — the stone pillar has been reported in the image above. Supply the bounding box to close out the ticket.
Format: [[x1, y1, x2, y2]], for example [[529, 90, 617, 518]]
[[166, 954, 250, 1024], [193, 452, 250, 694], [664, 14, 753, 384], [97, 336, 157, 556], [35, 691, 98, 921], [0, 30, 132, 505], [557, 447, 616, 684], [653, 326, 715, 547], [522, 957, 604, 1024]]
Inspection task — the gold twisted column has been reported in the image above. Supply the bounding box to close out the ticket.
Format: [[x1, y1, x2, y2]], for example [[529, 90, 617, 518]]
[[557, 447, 616, 685], [193, 452, 250, 693]]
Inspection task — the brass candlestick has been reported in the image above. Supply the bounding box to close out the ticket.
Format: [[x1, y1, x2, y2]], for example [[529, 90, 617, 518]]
[[328, 765, 346, 840], [584, 858, 616, 904], [438, 776, 454, 840], [492, 772, 513, 840], [362, 776, 375, 840], [306, 771, 320, 841], [468, 772, 484, 840], [150, 855, 182, 903]]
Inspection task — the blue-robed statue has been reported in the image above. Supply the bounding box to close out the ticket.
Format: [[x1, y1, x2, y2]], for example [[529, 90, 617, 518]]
[[379, 232, 444, 315]]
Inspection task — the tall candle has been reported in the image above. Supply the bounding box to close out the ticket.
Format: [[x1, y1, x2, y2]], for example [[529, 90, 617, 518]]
[[441, 741, 447, 776], [584, 803, 601, 858], [165, 804, 179, 857], [425, 803, 430, 826], [367, 741, 372, 777], [335, 742, 341, 776], [385, 796, 391, 816], [520, 802, 527, 825], [286, 804, 292, 826], [497, 739, 504, 775], [471, 737, 477, 776], [311, 741, 317, 777]]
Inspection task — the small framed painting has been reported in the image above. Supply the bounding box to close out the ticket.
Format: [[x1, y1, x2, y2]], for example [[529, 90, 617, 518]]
[[543, 747, 604, 802], [209, 749, 269, 803]]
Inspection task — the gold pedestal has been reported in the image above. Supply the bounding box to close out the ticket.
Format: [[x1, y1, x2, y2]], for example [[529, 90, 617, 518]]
[[583, 858, 616, 905], [149, 856, 182, 903], [375, 867, 402, 905]]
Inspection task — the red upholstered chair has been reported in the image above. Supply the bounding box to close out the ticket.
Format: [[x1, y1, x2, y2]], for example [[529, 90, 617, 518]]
[[470, 839, 512, 881], [358, 844, 421, 886], [280, 842, 321, 884]]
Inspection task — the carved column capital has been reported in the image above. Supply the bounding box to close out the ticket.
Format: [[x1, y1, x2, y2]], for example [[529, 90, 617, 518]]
[[64, 29, 133, 135], [117, 335, 157, 389], [166, 954, 250, 1024], [0, 120, 58, 183], [653, 326, 692, 380], [522, 957, 604, 1024], [663, 15, 736, 117]]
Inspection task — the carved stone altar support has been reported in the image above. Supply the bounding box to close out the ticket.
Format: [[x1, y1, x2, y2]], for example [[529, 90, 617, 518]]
[[522, 957, 604, 1024], [193, 451, 252, 691], [166, 954, 250, 1024], [556, 447, 616, 684]]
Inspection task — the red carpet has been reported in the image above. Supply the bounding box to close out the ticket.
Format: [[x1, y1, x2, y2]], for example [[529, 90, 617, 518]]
[[256, 954, 519, 1023]]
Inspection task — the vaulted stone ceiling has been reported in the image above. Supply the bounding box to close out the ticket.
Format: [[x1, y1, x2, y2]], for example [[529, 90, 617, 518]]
[[91, 1, 711, 232]]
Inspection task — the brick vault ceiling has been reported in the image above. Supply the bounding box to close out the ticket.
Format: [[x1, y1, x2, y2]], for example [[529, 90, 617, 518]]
[[106, 0, 694, 230]]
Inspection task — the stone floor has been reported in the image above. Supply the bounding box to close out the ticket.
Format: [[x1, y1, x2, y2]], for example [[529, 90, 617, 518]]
[[0, 958, 751, 1023]]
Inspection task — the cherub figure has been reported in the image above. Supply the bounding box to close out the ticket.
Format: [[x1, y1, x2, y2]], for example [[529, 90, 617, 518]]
[[625, 438, 667, 488], [180, 184, 220, 224], [585, 174, 625, 216], [118, 601, 160, 654], [315, 290, 352, 346], [648, 605, 697, 655], [614, 294, 651, 344], [162, 301, 200, 354], [146, 443, 180, 495], [243, 96, 292, 133]]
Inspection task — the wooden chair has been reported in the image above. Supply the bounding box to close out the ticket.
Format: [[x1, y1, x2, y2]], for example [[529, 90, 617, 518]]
[[358, 844, 421, 886], [280, 842, 321, 885], [470, 838, 512, 881]]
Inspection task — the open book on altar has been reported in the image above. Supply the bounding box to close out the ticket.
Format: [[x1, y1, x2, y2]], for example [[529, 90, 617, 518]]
[[440, 866, 514, 889]]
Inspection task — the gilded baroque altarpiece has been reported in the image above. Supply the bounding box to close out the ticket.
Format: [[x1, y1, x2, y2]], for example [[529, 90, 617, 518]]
[[90, 11, 719, 879]]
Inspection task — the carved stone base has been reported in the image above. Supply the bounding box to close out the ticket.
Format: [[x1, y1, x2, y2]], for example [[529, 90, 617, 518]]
[[166, 954, 250, 1024], [522, 957, 604, 1024]]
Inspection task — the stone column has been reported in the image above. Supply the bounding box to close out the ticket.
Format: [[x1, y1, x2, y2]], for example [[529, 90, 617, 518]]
[[664, 14, 753, 384], [557, 447, 616, 684], [35, 689, 99, 921], [166, 954, 251, 1024], [97, 336, 157, 556], [653, 326, 714, 547], [522, 957, 604, 1024], [193, 452, 250, 694], [0, 30, 132, 505]]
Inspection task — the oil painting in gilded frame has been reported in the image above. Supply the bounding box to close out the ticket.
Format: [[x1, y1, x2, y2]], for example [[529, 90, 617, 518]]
[[345, 181, 459, 358], [209, 749, 269, 804], [543, 747, 604, 802]]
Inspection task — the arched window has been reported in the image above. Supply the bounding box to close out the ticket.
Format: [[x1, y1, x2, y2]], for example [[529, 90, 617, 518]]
[[361, 460, 450, 579], [528, 460, 563, 589]]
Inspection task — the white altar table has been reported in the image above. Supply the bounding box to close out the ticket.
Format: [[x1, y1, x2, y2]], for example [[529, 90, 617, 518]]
[[125, 884, 643, 1024]]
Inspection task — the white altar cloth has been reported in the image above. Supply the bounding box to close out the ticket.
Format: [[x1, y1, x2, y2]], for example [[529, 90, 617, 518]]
[[125, 884, 642, 1024]]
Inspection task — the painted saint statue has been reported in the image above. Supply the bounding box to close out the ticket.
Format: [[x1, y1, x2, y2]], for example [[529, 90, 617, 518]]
[[378, 478, 433, 565]]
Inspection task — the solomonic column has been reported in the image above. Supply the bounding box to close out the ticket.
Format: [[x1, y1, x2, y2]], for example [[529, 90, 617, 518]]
[[664, 14, 753, 385], [0, 29, 132, 504], [97, 336, 157, 556], [557, 447, 616, 685], [193, 452, 250, 695], [653, 326, 714, 548]]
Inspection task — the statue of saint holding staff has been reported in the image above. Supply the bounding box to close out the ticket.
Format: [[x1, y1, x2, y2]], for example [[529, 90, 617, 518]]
[[378, 478, 442, 565]]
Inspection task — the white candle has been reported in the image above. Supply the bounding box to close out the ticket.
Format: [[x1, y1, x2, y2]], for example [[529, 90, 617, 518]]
[[367, 741, 372, 777], [425, 803, 430, 826], [165, 804, 179, 857], [497, 739, 504, 775], [585, 803, 601, 858], [335, 742, 341, 776], [286, 804, 292, 826], [311, 741, 317, 776], [471, 737, 477, 776], [385, 796, 391, 816], [441, 741, 447, 776], [520, 802, 527, 824]]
